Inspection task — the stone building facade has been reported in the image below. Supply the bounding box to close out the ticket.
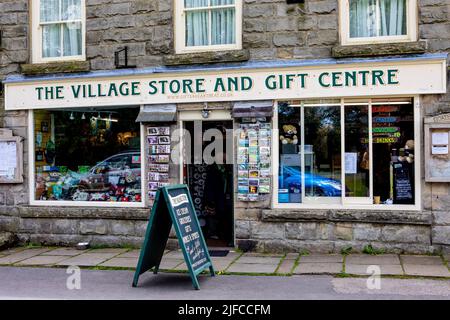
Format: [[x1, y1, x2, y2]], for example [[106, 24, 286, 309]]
[[0, 0, 449, 253]]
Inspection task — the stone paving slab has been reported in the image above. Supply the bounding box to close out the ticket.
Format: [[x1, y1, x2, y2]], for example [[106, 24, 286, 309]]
[[55, 253, 118, 267], [0, 247, 27, 255], [403, 264, 450, 277], [87, 248, 129, 254], [400, 255, 444, 266], [276, 258, 297, 274], [346, 254, 400, 265], [0, 248, 53, 265], [345, 264, 404, 276], [301, 254, 343, 263], [227, 263, 278, 274], [163, 250, 184, 259], [158, 259, 184, 270], [116, 250, 141, 258], [294, 263, 343, 275], [238, 255, 283, 265], [99, 257, 138, 268], [15, 255, 70, 266], [211, 258, 236, 272], [41, 248, 89, 256]]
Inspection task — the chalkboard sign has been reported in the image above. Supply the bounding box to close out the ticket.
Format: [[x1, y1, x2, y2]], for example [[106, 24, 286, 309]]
[[132, 185, 214, 290], [393, 162, 414, 204]]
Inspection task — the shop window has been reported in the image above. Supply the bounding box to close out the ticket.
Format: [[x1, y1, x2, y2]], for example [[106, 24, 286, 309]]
[[33, 108, 142, 204], [276, 98, 416, 207], [175, 0, 242, 53], [339, 0, 417, 45], [31, 0, 86, 63]]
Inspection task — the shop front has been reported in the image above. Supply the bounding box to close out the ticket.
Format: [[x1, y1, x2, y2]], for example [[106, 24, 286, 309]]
[[2, 53, 448, 252]]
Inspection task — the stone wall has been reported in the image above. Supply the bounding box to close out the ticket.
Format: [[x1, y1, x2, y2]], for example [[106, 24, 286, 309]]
[[0, 0, 450, 252]]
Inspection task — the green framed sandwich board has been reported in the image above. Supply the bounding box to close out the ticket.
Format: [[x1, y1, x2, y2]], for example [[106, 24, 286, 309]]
[[132, 184, 215, 290]]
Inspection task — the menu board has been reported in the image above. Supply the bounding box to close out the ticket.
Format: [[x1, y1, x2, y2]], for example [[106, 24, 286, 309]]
[[0, 141, 17, 180], [237, 121, 271, 201], [132, 185, 214, 290], [393, 162, 414, 204]]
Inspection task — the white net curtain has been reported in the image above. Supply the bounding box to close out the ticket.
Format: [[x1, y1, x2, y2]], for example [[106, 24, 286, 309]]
[[349, 0, 407, 38], [185, 0, 236, 47], [40, 0, 82, 58]]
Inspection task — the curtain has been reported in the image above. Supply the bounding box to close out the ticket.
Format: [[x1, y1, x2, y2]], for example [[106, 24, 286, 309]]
[[41, 0, 82, 57], [349, 0, 406, 38], [185, 0, 236, 47]]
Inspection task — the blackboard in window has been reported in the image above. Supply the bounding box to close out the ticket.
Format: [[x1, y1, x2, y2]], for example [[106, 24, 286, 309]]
[[393, 162, 414, 204], [132, 185, 214, 290]]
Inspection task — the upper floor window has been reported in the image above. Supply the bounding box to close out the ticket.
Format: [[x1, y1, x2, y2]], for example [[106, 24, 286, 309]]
[[175, 0, 242, 54], [32, 0, 86, 63], [339, 0, 417, 45]]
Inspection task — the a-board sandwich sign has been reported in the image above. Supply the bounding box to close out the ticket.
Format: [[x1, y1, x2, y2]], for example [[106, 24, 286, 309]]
[[132, 185, 215, 290]]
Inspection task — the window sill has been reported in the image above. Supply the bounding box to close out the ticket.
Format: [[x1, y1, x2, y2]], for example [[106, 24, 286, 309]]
[[163, 49, 249, 66], [262, 208, 431, 225], [21, 60, 90, 75], [331, 40, 427, 58]]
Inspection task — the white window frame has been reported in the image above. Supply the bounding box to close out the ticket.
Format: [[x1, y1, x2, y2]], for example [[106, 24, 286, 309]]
[[31, 0, 86, 63], [28, 109, 146, 208], [338, 0, 418, 46], [272, 96, 421, 211], [174, 0, 243, 54]]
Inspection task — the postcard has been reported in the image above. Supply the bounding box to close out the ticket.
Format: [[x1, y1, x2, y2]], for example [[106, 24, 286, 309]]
[[260, 169, 271, 177], [238, 185, 249, 194], [148, 191, 156, 199], [157, 145, 171, 154], [259, 185, 270, 193], [148, 182, 158, 190], [249, 185, 258, 194], [158, 155, 170, 163], [148, 172, 159, 181], [249, 170, 259, 178], [158, 164, 170, 173], [158, 136, 170, 145], [147, 127, 159, 135], [159, 173, 169, 182], [158, 127, 170, 135], [238, 170, 248, 178], [249, 178, 259, 186], [147, 136, 158, 145], [237, 194, 248, 201], [238, 178, 249, 186]]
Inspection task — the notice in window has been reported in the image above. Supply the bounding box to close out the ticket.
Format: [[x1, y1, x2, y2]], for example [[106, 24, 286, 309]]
[[345, 152, 358, 174], [0, 141, 17, 179]]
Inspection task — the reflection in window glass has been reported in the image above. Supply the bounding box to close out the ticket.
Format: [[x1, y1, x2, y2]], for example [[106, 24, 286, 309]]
[[278, 103, 301, 203], [344, 105, 370, 198], [304, 106, 341, 198], [34, 108, 141, 202]]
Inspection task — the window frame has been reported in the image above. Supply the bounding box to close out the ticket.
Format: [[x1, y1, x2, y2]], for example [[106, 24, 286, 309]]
[[28, 109, 146, 208], [338, 0, 418, 46], [174, 0, 243, 54], [31, 0, 86, 64], [272, 96, 421, 211]]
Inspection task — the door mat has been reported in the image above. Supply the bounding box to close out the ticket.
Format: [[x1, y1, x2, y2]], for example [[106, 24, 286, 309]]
[[208, 250, 229, 257]]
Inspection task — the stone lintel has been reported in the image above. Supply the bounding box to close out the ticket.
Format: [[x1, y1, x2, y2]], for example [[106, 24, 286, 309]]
[[331, 41, 427, 58], [163, 49, 250, 66], [20, 61, 90, 75]]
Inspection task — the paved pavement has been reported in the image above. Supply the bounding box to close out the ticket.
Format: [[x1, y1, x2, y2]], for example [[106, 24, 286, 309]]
[[0, 246, 449, 278], [0, 266, 448, 300]]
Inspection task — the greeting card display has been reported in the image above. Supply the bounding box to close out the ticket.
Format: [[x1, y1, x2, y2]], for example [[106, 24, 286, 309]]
[[237, 121, 271, 201], [147, 126, 171, 200]]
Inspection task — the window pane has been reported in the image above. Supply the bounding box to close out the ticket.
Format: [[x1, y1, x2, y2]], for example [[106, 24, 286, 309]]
[[34, 108, 142, 202], [63, 22, 82, 56], [186, 10, 209, 46], [211, 8, 235, 45], [185, 0, 208, 8], [211, 0, 235, 5], [349, 0, 406, 38], [372, 102, 414, 204], [278, 103, 301, 203], [344, 105, 370, 197], [62, 0, 81, 21], [304, 106, 342, 198], [42, 24, 61, 58], [41, 0, 61, 22]]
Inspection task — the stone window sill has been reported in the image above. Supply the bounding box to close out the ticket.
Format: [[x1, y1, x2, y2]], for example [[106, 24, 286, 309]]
[[163, 49, 250, 66], [21, 61, 90, 75], [331, 41, 427, 58], [262, 209, 431, 225]]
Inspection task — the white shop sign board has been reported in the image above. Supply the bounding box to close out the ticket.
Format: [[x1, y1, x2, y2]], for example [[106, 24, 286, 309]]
[[4, 58, 447, 111]]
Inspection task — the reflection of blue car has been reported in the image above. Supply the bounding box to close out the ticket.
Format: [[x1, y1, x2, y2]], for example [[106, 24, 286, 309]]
[[279, 166, 342, 197]]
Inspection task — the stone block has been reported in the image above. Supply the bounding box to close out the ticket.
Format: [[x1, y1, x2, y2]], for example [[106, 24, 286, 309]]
[[286, 222, 318, 240], [110, 220, 136, 236], [433, 211, 450, 225], [432, 226, 450, 245], [381, 225, 430, 244], [79, 220, 108, 235], [353, 224, 382, 241], [52, 219, 78, 234], [250, 221, 285, 240], [235, 220, 251, 239], [335, 223, 353, 241]]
